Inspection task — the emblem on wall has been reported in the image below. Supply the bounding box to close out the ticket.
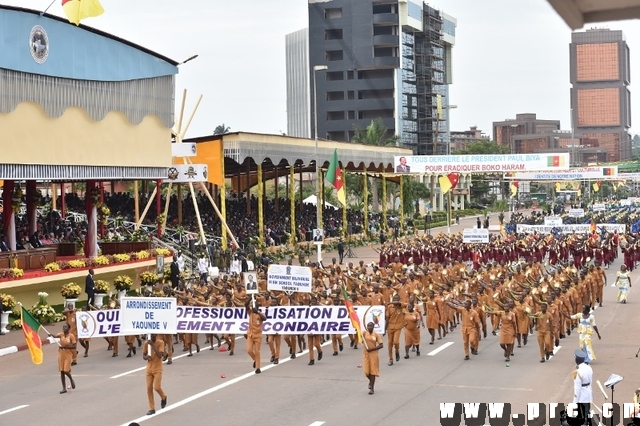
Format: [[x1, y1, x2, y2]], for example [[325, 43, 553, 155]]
[[30, 25, 49, 64]]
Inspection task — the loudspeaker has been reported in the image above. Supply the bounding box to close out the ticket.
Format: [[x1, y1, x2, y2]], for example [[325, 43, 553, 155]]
[[188, 239, 195, 253], [347, 224, 353, 235]]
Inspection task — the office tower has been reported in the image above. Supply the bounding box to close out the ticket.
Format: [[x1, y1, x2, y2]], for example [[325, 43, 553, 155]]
[[570, 28, 631, 163]]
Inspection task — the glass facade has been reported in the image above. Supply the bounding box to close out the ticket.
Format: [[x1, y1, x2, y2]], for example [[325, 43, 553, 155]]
[[576, 43, 619, 82], [443, 18, 456, 37], [577, 88, 620, 126]]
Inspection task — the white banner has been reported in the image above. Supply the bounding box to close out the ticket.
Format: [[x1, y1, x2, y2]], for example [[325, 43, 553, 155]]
[[120, 297, 177, 334], [462, 228, 489, 244], [515, 224, 626, 234], [618, 172, 640, 181], [544, 217, 563, 226], [171, 143, 197, 157], [163, 164, 208, 183], [621, 199, 632, 206], [568, 209, 585, 218], [76, 305, 386, 337], [592, 204, 606, 212], [394, 153, 570, 174], [267, 264, 313, 293], [504, 166, 618, 180]]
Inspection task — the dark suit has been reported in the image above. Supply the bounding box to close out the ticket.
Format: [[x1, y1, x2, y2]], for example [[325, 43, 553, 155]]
[[85, 273, 95, 306], [0, 241, 8, 252], [396, 165, 410, 173], [337, 241, 345, 264], [170, 262, 180, 288]]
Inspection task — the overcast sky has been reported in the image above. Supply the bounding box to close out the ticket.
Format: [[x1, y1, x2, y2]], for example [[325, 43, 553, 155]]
[[5, 0, 640, 139]]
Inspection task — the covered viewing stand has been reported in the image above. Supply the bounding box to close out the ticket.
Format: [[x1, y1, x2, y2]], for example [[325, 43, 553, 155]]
[[184, 132, 413, 249]]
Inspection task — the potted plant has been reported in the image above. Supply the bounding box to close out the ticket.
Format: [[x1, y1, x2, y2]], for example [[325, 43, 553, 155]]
[[30, 292, 60, 325], [0, 293, 17, 333], [140, 271, 159, 291], [61, 283, 82, 308], [93, 280, 110, 308], [113, 275, 133, 300]]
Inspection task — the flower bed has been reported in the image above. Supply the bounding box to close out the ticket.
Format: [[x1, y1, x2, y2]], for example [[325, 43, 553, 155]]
[[0, 248, 172, 282]]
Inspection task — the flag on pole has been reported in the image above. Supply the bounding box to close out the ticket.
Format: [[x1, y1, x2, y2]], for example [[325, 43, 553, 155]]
[[510, 181, 519, 198], [592, 181, 601, 192], [340, 285, 362, 343], [62, 0, 104, 25], [590, 220, 597, 234], [20, 306, 44, 365], [438, 173, 459, 194], [326, 149, 346, 206]]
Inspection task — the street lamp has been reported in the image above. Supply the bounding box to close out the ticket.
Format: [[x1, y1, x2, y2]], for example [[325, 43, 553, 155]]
[[313, 65, 328, 237]]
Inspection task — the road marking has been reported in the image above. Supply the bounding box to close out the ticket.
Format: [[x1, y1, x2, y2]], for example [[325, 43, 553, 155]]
[[436, 384, 533, 392], [427, 341, 453, 356], [309, 422, 325, 426], [0, 405, 28, 416], [111, 338, 242, 379], [552, 345, 561, 356], [120, 338, 341, 425]]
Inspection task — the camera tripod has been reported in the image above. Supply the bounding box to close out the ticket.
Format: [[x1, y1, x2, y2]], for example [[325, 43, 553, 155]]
[[345, 233, 356, 258]]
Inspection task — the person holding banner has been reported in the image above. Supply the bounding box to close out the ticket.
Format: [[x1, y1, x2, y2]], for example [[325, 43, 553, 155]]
[[267, 298, 282, 365], [246, 301, 267, 374], [362, 321, 383, 395], [142, 334, 167, 415]]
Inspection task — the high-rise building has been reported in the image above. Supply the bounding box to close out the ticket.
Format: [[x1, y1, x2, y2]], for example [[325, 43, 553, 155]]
[[570, 28, 631, 163], [289, 0, 455, 154], [285, 28, 310, 138], [493, 113, 561, 152]]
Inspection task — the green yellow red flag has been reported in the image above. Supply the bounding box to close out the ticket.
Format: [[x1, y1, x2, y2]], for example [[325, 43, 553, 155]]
[[21, 306, 44, 365], [340, 285, 362, 343]]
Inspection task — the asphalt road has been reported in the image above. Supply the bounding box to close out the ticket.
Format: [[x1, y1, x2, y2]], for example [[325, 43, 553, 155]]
[[1, 213, 639, 426]]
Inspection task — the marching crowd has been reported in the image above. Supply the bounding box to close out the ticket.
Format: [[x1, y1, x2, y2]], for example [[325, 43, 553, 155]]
[[51, 223, 639, 417]]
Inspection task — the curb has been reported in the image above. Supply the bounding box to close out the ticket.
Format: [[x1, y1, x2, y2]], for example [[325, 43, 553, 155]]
[[0, 336, 57, 357]]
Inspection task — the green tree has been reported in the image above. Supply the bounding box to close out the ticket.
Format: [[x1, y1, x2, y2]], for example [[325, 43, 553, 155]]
[[453, 140, 508, 202], [213, 124, 231, 135], [352, 118, 398, 211], [402, 176, 430, 215], [632, 134, 640, 161]]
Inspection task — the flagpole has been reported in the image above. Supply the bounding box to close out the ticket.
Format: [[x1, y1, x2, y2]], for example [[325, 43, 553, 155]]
[[447, 191, 452, 234], [40, 0, 56, 16]]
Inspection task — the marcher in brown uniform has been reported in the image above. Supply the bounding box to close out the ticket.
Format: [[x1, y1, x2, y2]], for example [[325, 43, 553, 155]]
[[50, 323, 76, 394], [266, 298, 282, 364], [499, 300, 517, 362], [62, 304, 79, 365], [385, 294, 405, 365], [403, 302, 422, 358], [446, 299, 480, 360], [143, 334, 167, 415], [532, 303, 554, 363], [307, 296, 324, 365], [424, 290, 441, 344], [246, 301, 267, 373], [362, 322, 383, 395], [158, 334, 174, 364]]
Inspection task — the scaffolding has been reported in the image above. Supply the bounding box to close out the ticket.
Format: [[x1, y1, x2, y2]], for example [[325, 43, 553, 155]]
[[413, 7, 446, 155]]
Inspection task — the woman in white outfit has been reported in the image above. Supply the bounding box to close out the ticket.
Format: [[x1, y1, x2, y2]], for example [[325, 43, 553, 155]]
[[614, 264, 631, 303]]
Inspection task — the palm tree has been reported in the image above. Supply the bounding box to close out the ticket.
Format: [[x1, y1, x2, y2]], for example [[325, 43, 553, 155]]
[[352, 118, 398, 211], [213, 124, 231, 135]]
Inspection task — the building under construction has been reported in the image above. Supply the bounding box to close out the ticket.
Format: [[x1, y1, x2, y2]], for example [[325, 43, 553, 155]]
[[298, 0, 455, 154]]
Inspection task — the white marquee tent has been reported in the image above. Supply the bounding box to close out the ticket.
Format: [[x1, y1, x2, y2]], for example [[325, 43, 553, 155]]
[[302, 195, 339, 210]]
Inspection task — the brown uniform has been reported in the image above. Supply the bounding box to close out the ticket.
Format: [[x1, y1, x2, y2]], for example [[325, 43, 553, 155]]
[[535, 311, 554, 361], [457, 307, 480, 357], [246, 311, 265, 369], [385, 303, 404, 362], [143, 337, 166, 412]]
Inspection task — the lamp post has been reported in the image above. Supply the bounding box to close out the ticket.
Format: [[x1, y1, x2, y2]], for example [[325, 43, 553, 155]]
[[313, 65, 328, 234], [313, 65, 327, 264]]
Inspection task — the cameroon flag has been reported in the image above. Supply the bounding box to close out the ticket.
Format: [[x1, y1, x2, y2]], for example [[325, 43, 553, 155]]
[[438, 173, 460, 194], [547, 155, 566, 167], [510, 181, 519, 198], [340, 285, 362, 343], [21, 306, 43, 365], [326, 149, 346, 206]]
